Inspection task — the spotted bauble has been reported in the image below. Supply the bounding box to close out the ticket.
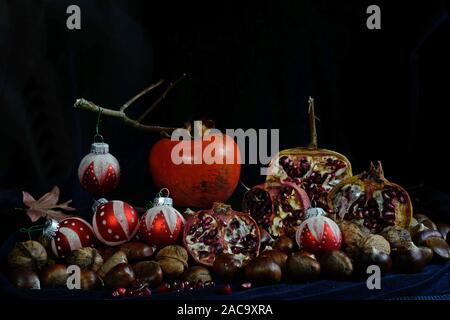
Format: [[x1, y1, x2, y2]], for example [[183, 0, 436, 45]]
[[93, 200, 139, 246], [51, 217, 96, 259], [295, 207, 341, 254], [138, 189, 185, 247], [78, 141, 120, 196]]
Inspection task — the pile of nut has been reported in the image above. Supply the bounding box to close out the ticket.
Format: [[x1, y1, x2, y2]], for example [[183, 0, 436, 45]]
[[5, 212, 450, 296]]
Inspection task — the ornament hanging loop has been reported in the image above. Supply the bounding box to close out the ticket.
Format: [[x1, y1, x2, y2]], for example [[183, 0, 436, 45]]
[[153, 188, 173, 206], [157, 188, 170, 198], [93, 133, 104, 144]]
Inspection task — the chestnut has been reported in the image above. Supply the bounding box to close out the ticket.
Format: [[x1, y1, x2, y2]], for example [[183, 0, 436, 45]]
[[436, 223, 450, 240], [355, 250, 392, 274], [413, 229, 450, 261], [292, 250, 317, 260], [393, 243, 430, 273], [80, 269, 102, 290], [182, 266, 212, 283], [413, 229, 443, 246], [66, 247, 103, 272], [104, 263, 135, 288], [40, 264, 68, 287], [8, 240, 47, 271], [319, 251, 353, 279], [259, 250, 288, 270], [285, 254, 320, 282], [98, 250, 128, 278], [133, 261, 163, 288], [272, 236, 296, 254], [9, 268, 40, 289], [212, 253, 243, 281], [244, 256, 282, 285], [120, 242, 154, 261], [414, 214, 437, 230]]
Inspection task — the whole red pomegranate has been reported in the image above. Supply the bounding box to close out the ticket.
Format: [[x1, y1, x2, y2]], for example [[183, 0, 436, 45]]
[[328, 162, 412, 233], [266, 98, 352, 210], [182, 203, 260, 266], [242, 181, 311, 238], [149, 122, 240, 208]]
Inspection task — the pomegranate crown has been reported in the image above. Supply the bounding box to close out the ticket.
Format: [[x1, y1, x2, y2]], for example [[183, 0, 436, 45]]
[[362, 161, 386, 183]]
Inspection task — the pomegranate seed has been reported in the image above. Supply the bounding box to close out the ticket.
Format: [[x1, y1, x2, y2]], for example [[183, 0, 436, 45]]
[[221, 284, 232, 295], [158, 283, 171, 293], [241, 282, 252, 290]]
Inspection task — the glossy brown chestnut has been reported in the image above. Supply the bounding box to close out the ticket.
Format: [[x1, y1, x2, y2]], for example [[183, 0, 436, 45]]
[[66, 247, 103, 272], [436, 223, 450, 240], [98, 251, 128, 279], [414, 214, 437, 230], [40, 264, 68, 287], [355, 250, 392, 274], [393, 242, 431, 273], [80, 269, 102, 290], [133, 261, 163, 288], [104, 263, 135, 288], [259, 250, 288, 270], [272, 236, 296, 254], [182, 266, 213, 283], [319, 251, 353, 279], [120, 242, 154, 261], [244, 256, 282, 285], [423, 237, 450, 261], [259, 227, 273, 250], [212, 253, 243, 281], [9, 268, 40, 289], [292, 250, 317, 260], [8, 240, 47, 271], [285, 254, 321, 282], [413, 229, 443, 245]]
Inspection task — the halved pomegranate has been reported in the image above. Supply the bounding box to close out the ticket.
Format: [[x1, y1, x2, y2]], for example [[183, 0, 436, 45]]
[[328, 162, 412, 233], [182, 203, 260, 267], [242, 181, 311, 238], [266, 98, 352, 210]]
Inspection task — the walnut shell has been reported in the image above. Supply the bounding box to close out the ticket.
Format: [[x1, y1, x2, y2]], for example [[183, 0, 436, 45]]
[[156, 245, 188, 278], [182, 266, 212, 283], [360, 234, 391, 255], [338, 221, 368, 256], [379, 226, 412, 249], [66, 247, 103, 272], [8, 241, 47, 270]]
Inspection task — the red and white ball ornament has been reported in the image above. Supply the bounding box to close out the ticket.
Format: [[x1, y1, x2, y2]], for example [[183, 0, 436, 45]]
[[295, 207, 341, 254], [138, 189, 185, 247], [92, 199, 139, 246], [78, 140, 120, 196], [50, 217, 96, 259]]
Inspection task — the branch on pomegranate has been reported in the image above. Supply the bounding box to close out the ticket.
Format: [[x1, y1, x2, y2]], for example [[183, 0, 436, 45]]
[[308, 96, 318, 149], [74, 98, 178, 133], [137, 73, 187, 122]]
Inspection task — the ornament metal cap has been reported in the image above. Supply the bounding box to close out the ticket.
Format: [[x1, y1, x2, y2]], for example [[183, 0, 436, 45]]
[[92, 198, 109, 213], [305, 207, 327, 219], [153, 188, 173, 206], [90, 142, 109, 154]]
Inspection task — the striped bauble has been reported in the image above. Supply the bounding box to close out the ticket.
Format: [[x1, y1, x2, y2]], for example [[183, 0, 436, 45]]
[[92, 200, 139, 246], [51, 217, 96, 259]]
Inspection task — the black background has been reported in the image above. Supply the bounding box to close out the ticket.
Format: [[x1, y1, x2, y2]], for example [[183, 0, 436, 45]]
[[1, 0, 449, 236]]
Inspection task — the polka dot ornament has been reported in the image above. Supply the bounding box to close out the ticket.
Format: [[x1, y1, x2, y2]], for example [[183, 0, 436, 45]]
[[93, 200, 139, 246], [51, 217, 96, 259]]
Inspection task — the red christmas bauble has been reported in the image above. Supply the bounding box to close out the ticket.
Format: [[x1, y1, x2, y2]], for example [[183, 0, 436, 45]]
[[295, 208, 341, 254], [138, 196, 185, 247], [78, 142, 120, 195], [51, 217, 96, 259], [92, 200, 139, 246]]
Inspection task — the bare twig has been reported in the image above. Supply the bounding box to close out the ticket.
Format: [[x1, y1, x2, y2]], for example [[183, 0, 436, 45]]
[[137, 73, 187, 122], [74, 98, 178, 132], [74, 74, 187, 133], [120, 79, 164, 112]]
